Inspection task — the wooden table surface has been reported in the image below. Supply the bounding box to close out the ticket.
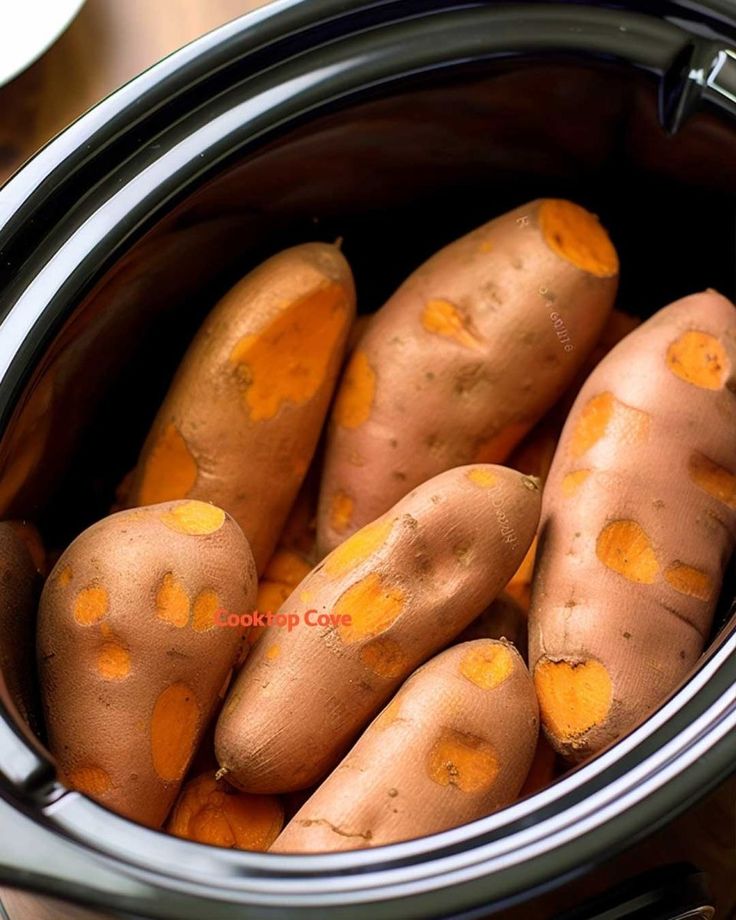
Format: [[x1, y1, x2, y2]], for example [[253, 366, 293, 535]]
[[0, 0, 269, 186]]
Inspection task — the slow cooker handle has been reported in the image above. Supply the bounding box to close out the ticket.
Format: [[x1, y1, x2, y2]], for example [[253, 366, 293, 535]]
[[559, 864, 715, 920], [0, 794, 160, 917]]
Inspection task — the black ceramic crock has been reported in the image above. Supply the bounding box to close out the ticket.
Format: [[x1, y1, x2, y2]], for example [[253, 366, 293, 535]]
[[0, 1, 736, 918]]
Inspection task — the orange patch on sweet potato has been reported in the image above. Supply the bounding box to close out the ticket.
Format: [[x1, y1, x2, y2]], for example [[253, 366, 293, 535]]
[[333, 350, 376, 429], [161, 501, 225, 535], [426, 730, 499, 792], [230, 283, 347, 422], [421, 299, 482, 349], [539, 199, 618, 278], [374, 696, 404, 731], [596, 520, 659, 583], [97, 642, 131, 680], [324, 518, 394, 578], [467, 468, 497, 489], [66, 765, 112, 796], [666, 331, 729, 390], [263, 550, 311, 587], [688, 452, 736, 507], [137, 422, 198, 505], [336, 573, 404, 643], [329, 491, 354, 533], [665, 563, 712, 601], [151, 683, 200, 782], [168, 771, 284, 850], [156, 573, 190, 628], [534, 658, 612, 742], [570, 393, 613, 457], [193, 590, 220, 632], [460, 643, 514, 690], [562, 469, 591, 497], [74, 586, 108, 625]]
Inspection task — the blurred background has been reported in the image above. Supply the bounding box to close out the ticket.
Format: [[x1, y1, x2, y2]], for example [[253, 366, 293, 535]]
[[0, 0, 269, 186]]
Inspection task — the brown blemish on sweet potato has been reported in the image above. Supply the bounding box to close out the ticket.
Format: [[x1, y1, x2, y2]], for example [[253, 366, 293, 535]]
[[360, 636, 406, 679], [596, 520, 659, 583]]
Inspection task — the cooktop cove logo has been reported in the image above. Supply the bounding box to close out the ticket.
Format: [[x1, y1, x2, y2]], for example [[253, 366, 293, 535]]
[[216, 609, 353, 631]]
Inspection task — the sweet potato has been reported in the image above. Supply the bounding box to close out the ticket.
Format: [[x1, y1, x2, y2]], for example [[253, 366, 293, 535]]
[[126, 243, 356, 571], [270, 639, 538, 852], [216, 465, 540, 793], [529, 290, 736, 761], [504, 310, 641, 609], [249, 549, 313, 652], [317, 199, 618, 555], [38, 500, 257, 827], [518, 735, 559, 798], [0, 523, 42, 732], [167, 770, 283, 850], [457, 591, 528, 653]]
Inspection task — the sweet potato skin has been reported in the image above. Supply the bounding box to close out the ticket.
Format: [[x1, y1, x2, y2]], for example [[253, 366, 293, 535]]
[[38, 500, 257, 827], [0, 523, 42, 732], [270, 639, 538, 852], [317, 199, 618, 555], [529, 290, 736, 761], [216, 465, 540, 793], [127, 243, 356, 571], [457, 591, 528, 654]]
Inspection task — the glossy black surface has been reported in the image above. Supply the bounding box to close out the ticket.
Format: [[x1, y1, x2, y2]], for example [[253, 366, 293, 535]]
[[0, 1, 735, 918]]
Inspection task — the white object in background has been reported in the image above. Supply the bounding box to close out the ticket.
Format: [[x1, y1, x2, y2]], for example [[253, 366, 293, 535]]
[[0, 0, 87, 87]]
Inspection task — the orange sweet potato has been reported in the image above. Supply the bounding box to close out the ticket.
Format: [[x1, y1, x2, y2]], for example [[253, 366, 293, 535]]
[[127, 243, 356, 571], [38, 500, 257, 827], [216, 465, 540, 793], [530, 290, 736, 760], [317, 199, 618, 555]]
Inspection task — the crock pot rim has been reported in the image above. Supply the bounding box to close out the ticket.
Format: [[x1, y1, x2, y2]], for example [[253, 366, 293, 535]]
[[0, 1, 735, 916]]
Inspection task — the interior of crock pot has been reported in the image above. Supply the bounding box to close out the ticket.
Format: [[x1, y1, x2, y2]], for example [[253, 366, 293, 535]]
[[1, 56, 735, 827]]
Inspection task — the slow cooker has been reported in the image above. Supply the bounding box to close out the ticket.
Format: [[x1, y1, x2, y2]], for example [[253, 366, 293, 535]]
[[0, 1, 735, 917]]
